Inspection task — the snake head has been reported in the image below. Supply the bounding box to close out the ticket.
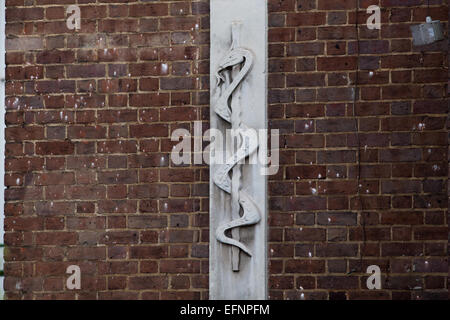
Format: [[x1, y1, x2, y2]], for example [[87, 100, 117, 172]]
[[215, 49, 245, 86], [215, 71, 226, 86]]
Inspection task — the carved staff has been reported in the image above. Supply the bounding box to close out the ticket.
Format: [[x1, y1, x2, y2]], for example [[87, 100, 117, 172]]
[[230, 22, 243, 271], [213, 21, 261, 272]]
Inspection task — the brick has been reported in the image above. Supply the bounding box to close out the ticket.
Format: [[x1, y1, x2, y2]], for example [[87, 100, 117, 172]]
[[287, 73, 325, 87], [285, 260, 325, 273], [380, 149, 421, 162], [318, 26, 356, 40], [317, 87, 354, 101], [285, 228, 326, 241], [269, 276, 294, 289], [318, 57, 357, 71], [130, 124, 169, 138], [6, 37, 44, 50], [129, 3, 168, 17], [269, 28, 295, 42], [129, 63, 170, 77], [316, 243, 358, 257], [160, 260, 200, 273], [129, 276, 168, 290], [286, 12, 326, 26], [160, 77, 196, 90], [130, 246, 168, 260], [129, 93, 170, 107], [269, 0, 295, 12], [129, 216, 167, 229], [36, 141, 74, 155], [36, 232, 77, 245], [317, 212, 357, 226], [317, 276, 359, 289], [318, 0, 355, 10], [37, 50, 75, 64], [414, 227, 447, 241], [382, 243, 423, 256]]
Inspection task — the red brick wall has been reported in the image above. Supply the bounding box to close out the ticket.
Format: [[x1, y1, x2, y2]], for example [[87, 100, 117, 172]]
[[3, 0, 448, 300], [267, 0, 448, 300]]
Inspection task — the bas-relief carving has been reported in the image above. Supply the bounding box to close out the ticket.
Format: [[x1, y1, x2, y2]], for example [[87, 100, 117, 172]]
[[210, 0, 267, 299], [212, 22, 261, 271]]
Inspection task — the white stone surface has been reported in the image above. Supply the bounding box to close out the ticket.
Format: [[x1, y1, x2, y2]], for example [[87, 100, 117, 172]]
[[210, 0, 268, 300]]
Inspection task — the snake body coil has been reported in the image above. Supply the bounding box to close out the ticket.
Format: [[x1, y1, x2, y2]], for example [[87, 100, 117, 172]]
[[213, 43, 260, 260]]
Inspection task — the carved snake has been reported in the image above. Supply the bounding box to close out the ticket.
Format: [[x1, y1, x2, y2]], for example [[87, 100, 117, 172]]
[[213, 46, 261, 257]]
